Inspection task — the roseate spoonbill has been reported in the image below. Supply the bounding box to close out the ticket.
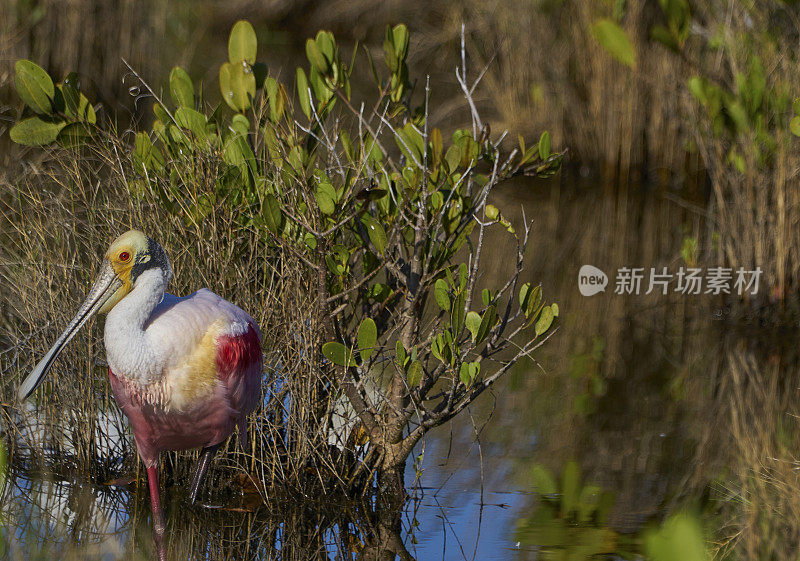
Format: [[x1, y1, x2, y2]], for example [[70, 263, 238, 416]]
[[17, 230, 263, 560]]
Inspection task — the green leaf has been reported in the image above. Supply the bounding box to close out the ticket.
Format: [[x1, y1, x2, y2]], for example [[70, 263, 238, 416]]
[[315, 30, 335, 59], [316, 183, 336, 215], [228, 20, 257, 64], [10, 116, 65, 145], [530, 464, 558, 496], [383, 26, 399, 73], [651, 24, 679, 52], [434, 279, 451, 311], [306, 38, 330, 74], [459, 363, 471, 386], [392, 24, 410, 59], [153, 103, 170, 123], [263, 193, 282, 234], [395, 122, 424, 166], [357, 318, 378, 362], [465, 311, 481, 343], [687, 76, 706, 104], [407, 360, 422, 387], [55, 77, 95, 124], [430, 128, 443, 162], [790, 116, 800, 137], [223, 133, 256, 178], [296, 67, 311, 120], [591, 19, 636, 68], [219, 61, 255, 112], [451, 291, 466, 335], [264, 77, 286, 122], [458, 263, 468, 289], [395, 340, 407, 367], [15, 60, 55, 114], [551, 303, 559, 317], [476, 305, 496, 344], [322, 341, 352, 367], [538, 130, 550, 160], [174, 107, 208, 141], [230, 114, 250, 136], [535, 305, 555, 337], [444, 144, 462, 172], [481, 289, 492, 306], [520, 283, 542, 318], [133, 132, 164, 172], [170, 67, 194, 107], [431, 334, 448, 364], [361, 214, 388, 255]]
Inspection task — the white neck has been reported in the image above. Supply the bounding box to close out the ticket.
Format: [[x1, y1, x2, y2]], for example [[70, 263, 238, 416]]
[[104, 268, 168, 383]]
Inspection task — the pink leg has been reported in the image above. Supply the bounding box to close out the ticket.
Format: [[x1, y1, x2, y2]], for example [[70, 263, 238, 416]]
[[146, 464, 167, 561]]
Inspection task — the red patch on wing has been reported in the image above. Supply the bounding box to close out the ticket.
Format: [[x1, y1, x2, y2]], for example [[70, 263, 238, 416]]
[[215, 324, 262, 379]]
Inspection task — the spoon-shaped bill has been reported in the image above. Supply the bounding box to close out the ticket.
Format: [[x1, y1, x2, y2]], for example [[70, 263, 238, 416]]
[[17, 262, 122, 401]]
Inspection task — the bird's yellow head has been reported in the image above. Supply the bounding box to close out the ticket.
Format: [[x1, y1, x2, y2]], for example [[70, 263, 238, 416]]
[[98, 229, 163, 313], [17, 229, 172, 400]]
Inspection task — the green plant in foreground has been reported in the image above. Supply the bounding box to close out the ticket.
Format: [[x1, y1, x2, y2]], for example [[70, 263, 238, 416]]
[[9, 20, 562, 480]]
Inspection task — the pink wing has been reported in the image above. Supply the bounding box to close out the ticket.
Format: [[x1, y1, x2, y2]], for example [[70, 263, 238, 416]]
[[215, 322, 263, 419]]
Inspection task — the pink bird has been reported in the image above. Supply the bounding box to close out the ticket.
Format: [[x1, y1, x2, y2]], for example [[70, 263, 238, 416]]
[[18, 230, 263, 560]]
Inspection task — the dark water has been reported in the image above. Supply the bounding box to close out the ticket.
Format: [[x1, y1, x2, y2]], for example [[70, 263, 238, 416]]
[[1, 176, 783, 560]]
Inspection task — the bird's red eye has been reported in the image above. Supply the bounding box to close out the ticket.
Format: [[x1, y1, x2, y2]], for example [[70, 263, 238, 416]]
[[119, 251, 130, 261]]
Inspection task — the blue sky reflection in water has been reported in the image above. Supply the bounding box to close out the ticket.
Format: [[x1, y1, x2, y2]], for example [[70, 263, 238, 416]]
[[404, 425, 534, 561]]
